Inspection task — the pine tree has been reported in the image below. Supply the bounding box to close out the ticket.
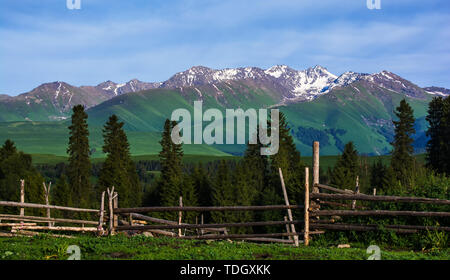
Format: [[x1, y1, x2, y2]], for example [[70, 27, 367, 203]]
[[157, 119, 184, 219], [191, 163, 212, 207], [263, 112, 304, 232], [67, 105, 92, 208], [370, 159, 397, 194], [391, 99, 416, 187], [426, 97, 444, 173], [52, 175, 72, 218], [0, 140, 45, 216], [211, 160, 235, 224], [442, 97, 450, 174], [330, 141, 359, 189], [268, 112, 304, 205], [243, 131, 269, 205], [98, 115, 141, 208]]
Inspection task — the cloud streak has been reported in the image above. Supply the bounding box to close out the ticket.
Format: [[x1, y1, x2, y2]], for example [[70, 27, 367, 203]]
[[0, 0, 449, 94]]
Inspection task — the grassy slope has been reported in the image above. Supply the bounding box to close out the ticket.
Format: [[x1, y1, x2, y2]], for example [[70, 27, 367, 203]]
[[281, 83, 431, 156], [0, 122, 229, 157], [0, 235, 447, 260], [0, 83, 433, 157]]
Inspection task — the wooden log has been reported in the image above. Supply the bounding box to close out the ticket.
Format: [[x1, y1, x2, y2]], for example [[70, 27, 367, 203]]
[[284, 216, 292, 241], [310, 223, 450, 233], [113, 192, 118, 229], [312, 141, 320, 192], [311, 209, 450, 217], [0, 214, 99, 225], [0, 201, 99, 213], [115, 205, 303, 214], [116, 220, 303, 231], [0, 223, 37, 227], [11, 225, 98, 232], [310, 193, 450, 205], [11, 230, 74, 238], [20, 179, 25, 221], [179, 232, 301, 240], [315, 184, 354, 194], [279, 168, 299, 247], [43, 182, 52, 226], [319, 200, 365, 209], [178, 196, 183, 237], [351, 176, 359, 210], [97, 191, 105, 234], [240, 237, 294, 244], [145, 229, 176, 237], [107, 187, 115, 234], [304, 167, 310, 246]]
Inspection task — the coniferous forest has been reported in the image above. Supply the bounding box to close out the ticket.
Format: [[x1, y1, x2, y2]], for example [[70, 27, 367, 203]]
[[0, 97, 449, 249]]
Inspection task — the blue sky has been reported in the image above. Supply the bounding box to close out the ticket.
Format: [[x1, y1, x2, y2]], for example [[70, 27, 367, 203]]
[[1, 0, 449, 95]]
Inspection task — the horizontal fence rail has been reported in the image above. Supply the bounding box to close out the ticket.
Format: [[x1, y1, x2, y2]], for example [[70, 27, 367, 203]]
[[310, 223, 450, 233], [0, 201, 100, 213], [310, 192, 450, 205], [0, 214, 100, 225], [310, 209, 450, 217], [116, 220, 303, 231], [114, 205, 304, 214]]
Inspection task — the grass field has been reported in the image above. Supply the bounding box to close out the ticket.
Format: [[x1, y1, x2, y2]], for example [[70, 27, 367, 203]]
[[0, 234, 447, 260]]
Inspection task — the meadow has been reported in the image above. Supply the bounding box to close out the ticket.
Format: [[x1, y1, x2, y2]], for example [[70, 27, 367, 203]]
[[0, 234, 447, 260]]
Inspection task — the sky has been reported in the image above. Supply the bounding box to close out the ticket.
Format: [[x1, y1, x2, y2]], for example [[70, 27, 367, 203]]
[[0, 0, 449, 95]]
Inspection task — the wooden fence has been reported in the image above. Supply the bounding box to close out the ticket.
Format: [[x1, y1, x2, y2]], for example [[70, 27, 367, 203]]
[[302, 142, 450, 245], [0, 186, 108, 237], [0, 141, 448, 246]]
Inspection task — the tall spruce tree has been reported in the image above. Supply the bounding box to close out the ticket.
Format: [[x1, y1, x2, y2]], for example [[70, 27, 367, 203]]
[[98, 115, 141, 208], [442, 97, 450, 174], [211, 160, 236, 224], [391, 99, 416, 186], [157, 119, 184, 219], [0, 140, 45, 216], [370, 159, 397, 194], [67, 105, 92, 208], [426, 97, 444, 173], [330, 141, 359, 189], [243, 131, 269, 205], [262, 112, 304, 232]]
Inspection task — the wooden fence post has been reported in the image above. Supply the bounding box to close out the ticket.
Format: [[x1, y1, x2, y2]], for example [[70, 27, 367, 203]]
[[43, 182, 52, 226], [284, 216, 292, 241], [19, 179, 25, 223], [178, 196, 183, 237], [113, 192, 118, 229], [313, 141, 320, 193], [352, 176, 360, 210], [373, 188, 377, 196], [97, 191, 105, 235], [279, 168, 299, 247], [304, 167, 310, 246], [107, 187, 115, 234]]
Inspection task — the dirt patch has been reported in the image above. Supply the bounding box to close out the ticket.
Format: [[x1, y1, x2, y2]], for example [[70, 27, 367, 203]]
[[107, 252, 135, 259], [253, 253, 273, 259]]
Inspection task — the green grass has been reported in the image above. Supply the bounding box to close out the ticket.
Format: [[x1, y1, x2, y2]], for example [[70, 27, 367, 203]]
[[0, 234, 447, 260]]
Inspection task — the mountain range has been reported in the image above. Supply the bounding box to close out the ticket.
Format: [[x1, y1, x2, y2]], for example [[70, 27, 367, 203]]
[[0, 65, 448, 156]]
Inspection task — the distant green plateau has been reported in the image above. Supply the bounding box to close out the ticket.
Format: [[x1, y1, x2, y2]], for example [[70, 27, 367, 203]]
[[0, 81, 433, 158]]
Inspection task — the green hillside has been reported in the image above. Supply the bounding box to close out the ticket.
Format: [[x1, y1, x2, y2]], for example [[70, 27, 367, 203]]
[[281, 82, 431, 155], [0, 122, 229, 157]]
